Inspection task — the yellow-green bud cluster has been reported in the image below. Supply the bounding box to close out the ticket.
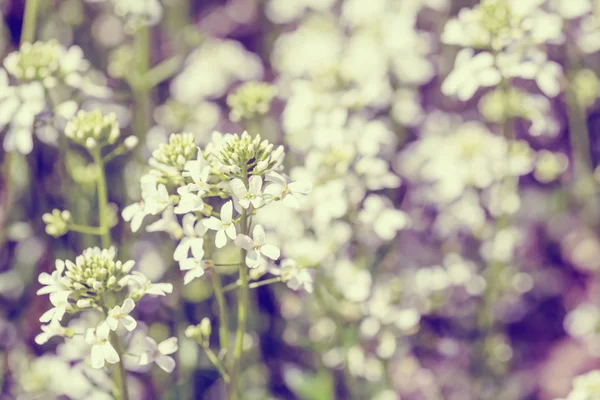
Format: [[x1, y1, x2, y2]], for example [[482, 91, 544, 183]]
[[226, 82, 276, 122], [152, 133, 198, 170], [4, 40, 64, 85], [63, 247, 134, 298], [65, 110, 120, 150], [216, 132, 284, 176], [42, 209, 72, 238], [185, 318, 212, 344]]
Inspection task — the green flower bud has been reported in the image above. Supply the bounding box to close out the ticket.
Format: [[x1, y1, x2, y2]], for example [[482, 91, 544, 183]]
[[65, 110, 121, 150], [152, 133, 198, 170], [42, 209, 72, 238], [226, 82, 276, 122]]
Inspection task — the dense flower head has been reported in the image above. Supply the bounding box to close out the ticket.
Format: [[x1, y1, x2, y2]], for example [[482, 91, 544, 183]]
[[226, 82, 277, 122], [211, 131, 284, 177], [3, 40, 88, 88], [64, 109, 120, 150], [151, 132, 198, 170], [62, 247, 133, 297]]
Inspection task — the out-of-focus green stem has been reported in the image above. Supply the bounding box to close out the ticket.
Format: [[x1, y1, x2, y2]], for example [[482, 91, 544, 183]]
[[210, 270, 230, 352], [21, 0, 39, 44], [132, 26, 151, 141], [229, 194, 249, 399], [202, 344, 231, 384], [565, 41, 598, 222], [69, 224, 105, 236], [222, 277, 282, 293], [92, 151, 111, 248], [110, 331, 131, 400]]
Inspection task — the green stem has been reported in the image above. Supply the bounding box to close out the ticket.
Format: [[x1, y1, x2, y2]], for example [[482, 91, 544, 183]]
[[132, 26, 151, 141], [21, 0, 39, 44], [210, 270, 230, 352], [93, 151, 111, 248], [222, 277, 282, 293], [565, 39, 598, 223], [229, 207, 249, 399], [202, 345, 231, 384], [69, 224, 105, 236], [111, 332, 131, 400], [144, 56, 183, 89]]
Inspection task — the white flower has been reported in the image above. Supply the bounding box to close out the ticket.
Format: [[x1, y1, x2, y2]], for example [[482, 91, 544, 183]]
[[358, 195, 409, 241], [563, 370, 600, 400], [120, 271, 173, 297], [203, 201, 237, 248], [264, 172, 312, 208], [39, 290, 72, 323], [179, 257, 206, 285], [106, 298, 137, 332], [553, 0, 592, 19], [230, 176, 263, 209], [235, 224, 280, 268], [281, 259, 313, 293], [174, 190, 204, 214], [182, 158, 211, 193], [174, 214, 207, 260], [37, 260, 71, 295], [146, 207, 183, 238], [1, 78, 46, 155], [85, 321, 120, 369], [139, 336, 178, 373], [122, 202, 148, 233], [35, 319, 69, 345], [143, 183, 171, 215], [442, 49, 501, 101]]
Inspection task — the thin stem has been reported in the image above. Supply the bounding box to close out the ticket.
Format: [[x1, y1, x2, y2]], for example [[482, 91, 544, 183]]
[[21, 0, 40, 44], [229, 206, 249, 399], [110, 332, 131, 400], [565, 36, 598, 222], [202, 345, 231, 384], [132, 26, 151, 141], [144, 56, 183, 89], [210, 270, 230, 352], [92, 151, 111, 248], [222, 277, 283, 293], [69, 224, 105, 236]]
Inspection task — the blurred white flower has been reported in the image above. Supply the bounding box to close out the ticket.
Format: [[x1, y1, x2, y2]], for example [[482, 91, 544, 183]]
[[281, 259, 314, 293], [174, 214, 207, 260], [264, 172, 312, 208], [0, 72, 46, 154], [442, 49, 501, 101], [235, 224, 281, 268], [139, 336, 178, 373]]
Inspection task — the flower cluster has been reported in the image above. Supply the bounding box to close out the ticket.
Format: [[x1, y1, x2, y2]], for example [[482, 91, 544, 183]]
[[64, 109, 120, 150], [36, 246, 176, 371], [124, 131, 312, 287]]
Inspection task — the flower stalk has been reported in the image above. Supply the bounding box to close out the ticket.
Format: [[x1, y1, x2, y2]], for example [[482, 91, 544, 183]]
[[229, 205, 249, 400]]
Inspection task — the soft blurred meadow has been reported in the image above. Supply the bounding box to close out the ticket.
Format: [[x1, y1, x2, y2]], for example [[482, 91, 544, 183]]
[[1, 0, 600, 399]]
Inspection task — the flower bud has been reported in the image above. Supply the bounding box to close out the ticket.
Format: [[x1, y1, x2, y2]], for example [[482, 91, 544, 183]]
[[42, 209, 72, 238], [65, 110, 120, 150]]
